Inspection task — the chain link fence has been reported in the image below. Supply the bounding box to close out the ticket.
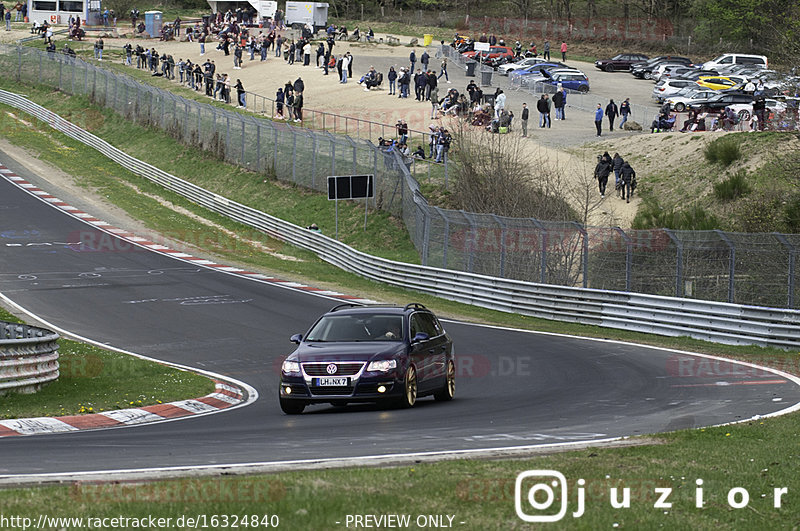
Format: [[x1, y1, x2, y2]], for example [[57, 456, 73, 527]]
[[4, 44, 799, 309]]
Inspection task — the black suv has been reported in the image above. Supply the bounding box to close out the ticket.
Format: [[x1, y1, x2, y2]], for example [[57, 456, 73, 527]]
[[595, 53, 649, 72], [278, 303, 455, 414]]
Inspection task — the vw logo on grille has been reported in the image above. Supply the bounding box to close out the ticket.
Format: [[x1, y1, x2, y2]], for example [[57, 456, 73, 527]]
[[326, 363, 338, 374]]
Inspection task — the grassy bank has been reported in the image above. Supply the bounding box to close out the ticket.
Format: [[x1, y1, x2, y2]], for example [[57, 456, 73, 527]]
[[3, 79, 800, 367], [0, 308, 214, 419], [0, 411, 796, 527]]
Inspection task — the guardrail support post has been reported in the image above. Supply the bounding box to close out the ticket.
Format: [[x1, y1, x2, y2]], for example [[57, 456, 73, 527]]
[[775, 233, 795, 308], [571, 222, 589, 288]]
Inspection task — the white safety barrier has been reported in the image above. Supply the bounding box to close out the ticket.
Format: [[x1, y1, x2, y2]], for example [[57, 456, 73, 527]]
[[3, 90, 800, 349], [0, 321, 60, 394]]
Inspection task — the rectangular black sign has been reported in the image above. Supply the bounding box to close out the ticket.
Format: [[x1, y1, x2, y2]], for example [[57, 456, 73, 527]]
[[327, 175, 374, 200]]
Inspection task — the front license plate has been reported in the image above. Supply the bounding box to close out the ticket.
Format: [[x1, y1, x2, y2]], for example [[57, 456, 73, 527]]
[[315, 377, 349, 386]]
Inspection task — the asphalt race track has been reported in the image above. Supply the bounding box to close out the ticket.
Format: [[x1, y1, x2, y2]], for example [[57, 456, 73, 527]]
[[1, 154, 799, 478]]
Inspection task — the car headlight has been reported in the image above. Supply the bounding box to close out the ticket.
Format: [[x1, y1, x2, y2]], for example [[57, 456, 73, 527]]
[[367, 359, 397, 372], [282, 360, 301, 374]]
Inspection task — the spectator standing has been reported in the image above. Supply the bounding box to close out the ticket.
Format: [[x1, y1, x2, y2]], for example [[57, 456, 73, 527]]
[[619, 98, 631, 129], [594, 103, 603, 136], [303, 41, 311, 66], [346, 51, 353, 79], [409, 49, 416, 72], [605, 99, 619, 131], [494, 89, 506, 120], [426, 69, 437, 101], [316, 42, 324, 67], [420, 50, 429, 72], [521, 103, 529, 138], [612, 153, 624, 189], [552, 89, 564, 120], [543, 40, 550, 61], [234, 45, 242, 69], [399, 67, 410, 98], [594, 153, 612, 198], [620, 162, 636, 203], [235, 79, 245, 107], [293, 91, 303, 122], [5, 10, 11, 31], [438, 58, 450, 83], [340, 53, 350, 83], [275, 87, 285, 118], [387, 66, 397, 95], [753, 97, 766, 130], [560, 41, 567, 61], [537, 94, 551, 128], [287, 40, 295, 64], [430, 83, 439, 119]]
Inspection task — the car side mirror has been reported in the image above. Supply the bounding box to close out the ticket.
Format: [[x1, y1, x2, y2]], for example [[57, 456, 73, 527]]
[[412, 332, 429, 344], [290, 334, 303, 344]]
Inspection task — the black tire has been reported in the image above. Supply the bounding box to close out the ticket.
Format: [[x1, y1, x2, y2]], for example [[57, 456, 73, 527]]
[[279, 398, 305, 415], [604, 64, 614, 73], [738, 109, 750, 122], [674, 102, 686, 112], [644, 71, 652, 80], [578, 85, 589, 93], [396, 365, 417, 408], [434, 360, 456, 402]]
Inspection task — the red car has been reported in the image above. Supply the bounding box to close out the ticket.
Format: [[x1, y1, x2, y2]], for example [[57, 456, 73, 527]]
[[463, 45, 514, 67]]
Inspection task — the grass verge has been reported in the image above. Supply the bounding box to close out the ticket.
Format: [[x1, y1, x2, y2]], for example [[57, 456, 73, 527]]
[[0, 307, 214, 420], [0, 415, 796, 527]]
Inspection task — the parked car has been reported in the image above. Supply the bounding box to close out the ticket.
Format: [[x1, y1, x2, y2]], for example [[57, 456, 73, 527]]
[[278, 303, 456, 414], [534, 70, 590, 92], [652, 79, 698, 102], [594, 53, 649, 72], [510, 61, 574, 77], [650, 63, 689, 82], [702, 53, 768, 71], [726, 98, 787, 121], [631, 56, 693, 79], [696, 76, 740, 91], [498, 56, 550, 75], [687, 92, 755, 113], [667, 89, 720, 112], [463, 45, 514, 67], [655, 65, 699, 82]]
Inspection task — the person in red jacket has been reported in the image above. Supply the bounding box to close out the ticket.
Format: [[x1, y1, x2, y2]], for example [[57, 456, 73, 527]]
[[560, 41, 567, 61]]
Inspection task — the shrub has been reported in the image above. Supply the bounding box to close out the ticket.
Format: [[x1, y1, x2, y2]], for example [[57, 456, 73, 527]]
[[713, 170, 751, 201], [633, 197, 721, 230], [704, 136, 742, 167]]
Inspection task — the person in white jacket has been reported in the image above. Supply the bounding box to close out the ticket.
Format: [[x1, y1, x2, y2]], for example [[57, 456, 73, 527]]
[[341, 53, 351, 83], [494, 90, 506, 120]]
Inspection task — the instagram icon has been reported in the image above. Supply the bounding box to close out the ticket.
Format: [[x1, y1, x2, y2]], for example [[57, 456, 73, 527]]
[[515, 470, 585, 522]]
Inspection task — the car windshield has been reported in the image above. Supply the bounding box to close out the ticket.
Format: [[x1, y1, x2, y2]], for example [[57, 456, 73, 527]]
[[305, 314, 404, 342]]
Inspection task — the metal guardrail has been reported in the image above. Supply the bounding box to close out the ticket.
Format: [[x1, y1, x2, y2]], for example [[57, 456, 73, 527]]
[[3, 89, 800, 349], [0, 320, 60, 394]]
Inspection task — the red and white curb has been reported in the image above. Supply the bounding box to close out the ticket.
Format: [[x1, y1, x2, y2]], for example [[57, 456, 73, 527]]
[[0, 163, 380, 304], [0, 381, 243, 437]]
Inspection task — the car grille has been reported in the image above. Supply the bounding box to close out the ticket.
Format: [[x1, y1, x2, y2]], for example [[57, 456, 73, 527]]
[[310, 386, 354, 396], [303, 362, 364, 376]]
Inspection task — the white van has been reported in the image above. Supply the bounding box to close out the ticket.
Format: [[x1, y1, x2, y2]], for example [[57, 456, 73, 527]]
[[702, 53, 768, 71]]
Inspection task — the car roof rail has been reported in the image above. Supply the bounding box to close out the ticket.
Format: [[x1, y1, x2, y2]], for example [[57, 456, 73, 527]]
[[329, 303, 362, 312], [403, 302, 428, 311]]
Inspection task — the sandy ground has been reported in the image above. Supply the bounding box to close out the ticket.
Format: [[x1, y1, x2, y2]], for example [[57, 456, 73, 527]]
[[2, 24, 656, 226]]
